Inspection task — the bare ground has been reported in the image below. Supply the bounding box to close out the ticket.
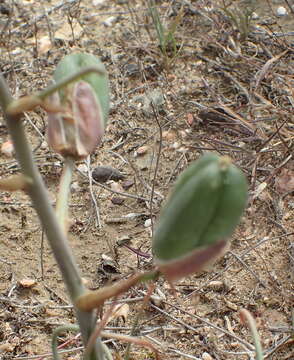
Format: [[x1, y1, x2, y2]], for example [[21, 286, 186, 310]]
[[0, 1, 293, 359]]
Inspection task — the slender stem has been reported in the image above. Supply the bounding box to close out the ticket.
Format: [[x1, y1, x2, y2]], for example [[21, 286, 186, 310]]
[[6, 66, 106, 115], [124, 283, 156, 360], [84, 302, 117, 359], [0, 74, 104, 359], [240, 309, 264, 360], [56, 157, 74, 233], [76, 270, 160, 312], [37, 66, 106, 100], [52, 325, 79, 360]]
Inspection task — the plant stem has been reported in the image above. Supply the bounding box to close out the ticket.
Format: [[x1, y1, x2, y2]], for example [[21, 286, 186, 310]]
[[52, 324, 79, 360], [6, 66, 106, 115], [0, 74, 104, 359], [240, 309, 264, 360], [37, 66, 106, 100], [56, 157, 75, 233]]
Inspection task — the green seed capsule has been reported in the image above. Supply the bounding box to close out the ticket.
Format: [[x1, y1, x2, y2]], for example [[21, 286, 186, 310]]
[[47, 53, 109, 159], [153, 153, 248, 262], [53, 52, 109, 123]]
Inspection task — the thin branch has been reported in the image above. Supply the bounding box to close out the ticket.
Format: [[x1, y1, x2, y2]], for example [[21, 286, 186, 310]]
[[149, 102, 163, 234], [0, 73, 102, 357]]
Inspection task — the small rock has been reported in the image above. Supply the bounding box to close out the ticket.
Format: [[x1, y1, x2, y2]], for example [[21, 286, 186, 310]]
[[53, 161, 62, 168], [1, 140, 14, 158], [92, 0, 106, 5], [122, 179, 134, 190], [179, 130, 188, 139], [150, 287, 166, 306], [172, 142, 180, 149], [116, 235, 131, 246], [110, 181, 124, 192], [144, 218, 152, 227], [99, 254, 119, 276], [186, 113, 194, 126], [38, 36, 52, 54], [125, 213, 140, 219], [41, 141, 48, 149], [19, 278, 36, 288], [202, 352, 213, 360], [71, 181, 80, 192], [124, 63, 140, 76], [136, 145, 149, 156], [177, 146, 187, 153], [225, 299, 238, 311], [111, 196, 124, 205], [251, 12, 259, 20], [103, 16, 117, 27], [92, 166, 124, 183], [276, 6, 287, 16], [77, 164, 88, 173], [207, 280, 225, 291]]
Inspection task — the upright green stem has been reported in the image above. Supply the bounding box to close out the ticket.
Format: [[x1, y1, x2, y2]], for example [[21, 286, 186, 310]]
[[0, 74, 104, 359], [240, 309, 264, 360]]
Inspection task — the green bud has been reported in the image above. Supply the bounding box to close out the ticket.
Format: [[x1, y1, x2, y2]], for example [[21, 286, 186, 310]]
[[152, 153, 248, 280], [53, 52, 109, 122]]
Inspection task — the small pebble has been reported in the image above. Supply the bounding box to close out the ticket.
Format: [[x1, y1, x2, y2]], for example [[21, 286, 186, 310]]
[[122, 179, 134, 190], [92, 0, 105, 5], [172, 142, 180, 149], [77, 164, 88, 173], [177, 146, 187, 153], [251, 12, 259, 20], [111, 196, 124, 205], [92, 166, 124, 183], [19, 278, 36, 288], [276, 6, 287, 16], [116, 235, 131, 246], [186, 113, 194, 126], [225, 299, 238, 311], [136, 145, 149, 156], [207, 280, 225, 291], [41, 141, 47, 150], [125, 213, 140, 219], [124, 63, 139, 76], [144, 218, 152, 228], [1, 140, 14, 158], [71, 181, 80, 192], [110, 181, 124, 192], [103, 16, 117, 27], [202, 352, 213, 360]]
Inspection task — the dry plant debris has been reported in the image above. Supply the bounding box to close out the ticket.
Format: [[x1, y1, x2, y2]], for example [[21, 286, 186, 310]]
[[0, 0, 293, 359]]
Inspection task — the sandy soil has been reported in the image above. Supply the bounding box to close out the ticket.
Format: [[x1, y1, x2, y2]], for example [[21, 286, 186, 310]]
[[0, 1, 293, 359]]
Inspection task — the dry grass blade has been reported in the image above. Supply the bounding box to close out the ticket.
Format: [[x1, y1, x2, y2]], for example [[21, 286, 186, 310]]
[[254, 50, 289, 90], [0, 0, 293, 359]]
